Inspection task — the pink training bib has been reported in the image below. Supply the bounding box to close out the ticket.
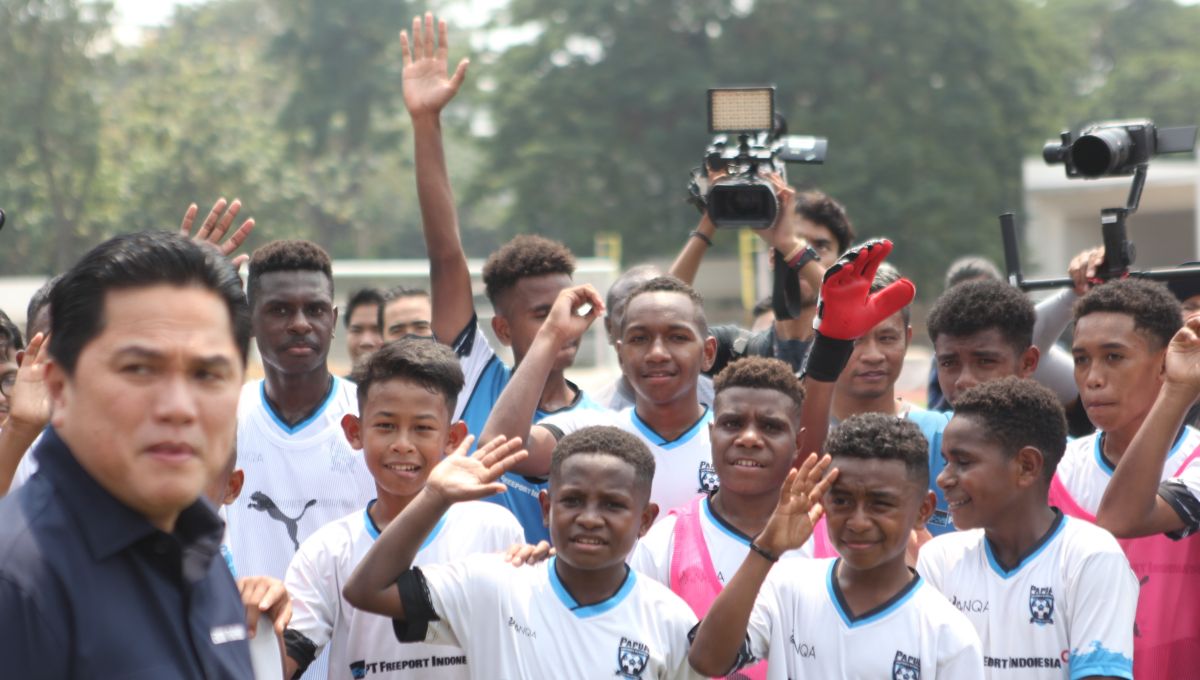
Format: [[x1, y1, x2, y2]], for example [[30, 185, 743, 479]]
[[1049, 446, 1200, 680], [669, 496, 767, 680]]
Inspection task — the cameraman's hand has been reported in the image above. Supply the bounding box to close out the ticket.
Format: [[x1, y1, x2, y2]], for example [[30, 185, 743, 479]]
[[757, 174, 806, 256], [1068, 246, 1105, 295], [401, 13, 469, 121]]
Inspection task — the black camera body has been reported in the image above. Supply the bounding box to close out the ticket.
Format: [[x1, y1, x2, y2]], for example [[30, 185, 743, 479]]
[[1043, 119, 1196, 178], [688, 87, 827, 229]]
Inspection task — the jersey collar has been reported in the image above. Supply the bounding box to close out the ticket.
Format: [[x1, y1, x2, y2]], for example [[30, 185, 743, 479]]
[[983, 508, 1065, 579], [260, 376, 339, 435], [825, 559, 923, 628], [1094, 427, 1189, 477], [547, 556, 637, 619], [629, 405, 711, 450], [362, 500, 446, 550]]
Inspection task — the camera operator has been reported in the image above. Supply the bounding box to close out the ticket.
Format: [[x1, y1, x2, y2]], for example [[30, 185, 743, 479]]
[[669, 173, 852, 375]]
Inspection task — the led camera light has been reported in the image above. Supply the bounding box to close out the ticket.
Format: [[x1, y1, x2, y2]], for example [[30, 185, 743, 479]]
[[708, 87, 775, 133]]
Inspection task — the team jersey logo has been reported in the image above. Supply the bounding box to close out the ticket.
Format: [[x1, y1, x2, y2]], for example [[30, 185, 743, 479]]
[[892, 651, 920, 680], [248, 491, 317, 551], [1029, 586, 1055, 625], [698, 461, 720, 494], [616, 636, 650, 678], [349, 660, 367, 679]]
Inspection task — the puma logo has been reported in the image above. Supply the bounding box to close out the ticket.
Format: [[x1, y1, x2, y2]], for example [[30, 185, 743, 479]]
[[248, 491, 317, 551]]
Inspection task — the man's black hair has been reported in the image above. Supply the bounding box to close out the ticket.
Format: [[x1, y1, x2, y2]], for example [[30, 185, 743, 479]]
[[621, 275, 708, 336], [551, 426, 655, 498], [944, 256, 1002, 290], [926, 279, 1034, 356], [351, 338, 463, 416], [344, 287, 385, 329], [952, 377, 1067, 481], [825, 413, 929, 487], [246, 240, 333, 306], [795, 190, 855, 254], [1074, 278, 1182, 350], [714, 357, 805, 421], [25, 274, 63, 339], [49, 231, 250, 375], [481, 235, 574, 314], [0, 310, 23, 357]]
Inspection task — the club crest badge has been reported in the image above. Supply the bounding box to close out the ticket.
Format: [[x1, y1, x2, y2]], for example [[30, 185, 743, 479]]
[[892, 651, 920, 680], [1029, 586, 1055, 625], [349, 661, 367, 679], [698, 461, 720, 494], [616, 636, 650, 679]]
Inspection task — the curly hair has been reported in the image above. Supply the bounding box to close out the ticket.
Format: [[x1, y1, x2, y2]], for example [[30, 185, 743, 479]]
[[952, 377, 1067, 481], [550, 425, 655, 497], [1074, 278, 1182, 350], [826, 413, 929, 486], [0, 310, 23, 358], [621, 275, 708, 336], [351, 338, 464, 415], [714, 357, 805, 419], [482, 235, 575, 313], [926, 279, 1034, 356], [795, 190, 855, 254], [247, 240, 333, 305]]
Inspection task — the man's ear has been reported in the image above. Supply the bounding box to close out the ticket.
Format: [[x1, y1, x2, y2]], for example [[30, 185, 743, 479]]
[[44, 359, 68, 429], [491, 314, 512, 347], [1018, 345, 1041, 377], [341, 414, 364, 450], [916, 489, 936, 528], [445, 421, 468, 455], [223, 469, 245, 505], [905, 325, 913, 346], [701, 335, 718, 373], [539, 489, 551, 528], [1014, 445, 1046, 489], [639, 501, 660, 538]]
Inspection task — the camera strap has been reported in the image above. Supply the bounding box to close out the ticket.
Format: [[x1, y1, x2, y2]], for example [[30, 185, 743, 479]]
[[771, 249, 804, 320]]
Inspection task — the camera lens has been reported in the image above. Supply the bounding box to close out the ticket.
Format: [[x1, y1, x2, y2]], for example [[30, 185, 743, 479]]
[[1072, 128, 1132, 178], [708, 182, 778, 229]]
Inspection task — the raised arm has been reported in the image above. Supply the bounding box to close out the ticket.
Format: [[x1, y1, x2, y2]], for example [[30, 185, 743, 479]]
[[479, 284, 605, 476], [689, 454, 836, 676], [668, 213, 717, 285], [1097, 317, 1200, 537], [401, 13, 474, 342], [342, 435, 526, 618], [0, 332, 50, 494]]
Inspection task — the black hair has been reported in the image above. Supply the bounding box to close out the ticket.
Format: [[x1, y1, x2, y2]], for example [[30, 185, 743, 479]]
[[795, 190, 855, 254], [926, 279, 1034, 356], [952, 377, 1067, 481], [25, 274, 62, 339], [621, 275, 708, 336], [550, 426, 655, 498], [1074, 278, 1182, 350], [825, 413, 929, 487], [49, 231, 250, 375], [351, 338, 464, 415], [713, 357, 805, 420], [344, 287, 385, 329], [605, 265, 662, 321], [944, 256, 1002, 289], [871, 263, 911, 327], [246, 240, 333, 306], [0, 310, 23, 358], [481, 235, 575, 314]]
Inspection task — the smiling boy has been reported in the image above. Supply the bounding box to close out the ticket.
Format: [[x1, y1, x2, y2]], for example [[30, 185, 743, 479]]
[[343, 426, 704, 679], [688, 415, 983, 678], [282, 339, 522, 679], [919, 377, 1137, 680]]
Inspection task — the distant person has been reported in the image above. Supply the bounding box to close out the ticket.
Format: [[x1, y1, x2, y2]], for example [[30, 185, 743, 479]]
[[344, 287, 385, 370], [926, 256, 1002, 411], [380, 286, 434, 341]]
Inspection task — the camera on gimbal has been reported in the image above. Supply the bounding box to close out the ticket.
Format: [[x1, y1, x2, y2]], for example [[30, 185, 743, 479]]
[[1042, 119, 1196, 179], [687, 87, 827, 229]]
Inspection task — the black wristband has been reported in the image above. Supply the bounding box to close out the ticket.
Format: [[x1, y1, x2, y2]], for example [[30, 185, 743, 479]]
[[801, 331, 855, 382], [690, 230, 713, 247], [749, 541, 780, 563]]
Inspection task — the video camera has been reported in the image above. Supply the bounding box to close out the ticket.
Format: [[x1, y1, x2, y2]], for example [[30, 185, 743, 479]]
[[688, 87, 827, 229]]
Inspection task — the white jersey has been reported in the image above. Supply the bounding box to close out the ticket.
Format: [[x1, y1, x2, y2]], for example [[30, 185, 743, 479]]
[[630, 494, 812, 586], [1055, 426, 1200, 514], [540, 405, 714, 518], [411, 554, 702, 680], [6, 428, 45, 492], [917, 513, 1137, 680], [285, 501, 522, 679], [734, 557, 983, 679]]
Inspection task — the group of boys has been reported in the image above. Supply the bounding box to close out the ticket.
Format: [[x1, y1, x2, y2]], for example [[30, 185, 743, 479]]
[[3, 11, 1200, 680]]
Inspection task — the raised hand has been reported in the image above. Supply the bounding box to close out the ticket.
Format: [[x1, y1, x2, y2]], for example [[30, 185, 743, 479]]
[[1067, 246, 1105, 295], [544, 284, 605, 345], [237, 575, 292, 639], [400, 13, 469, 119], [815, 239, 915, 341], [426, 434, 528, 505], [1163, 317, 1200, 394], [755, 453, 838, 556], [6, 332, 51, 433], [179, 198, 255, 269], [503, 540, 556, 566]]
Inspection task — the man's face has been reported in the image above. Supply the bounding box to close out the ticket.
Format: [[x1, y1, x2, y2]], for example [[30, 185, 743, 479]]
[[346, 303, 382, 366], [540, 453, 656, 571], [0, 343, 18, 421], [796, 219, 839, 306], [343, 378, 463, 501], [617, 291, 716, 407], [938, 414, 1024, 532], [252, 271, 336, 376], [709, 387, 800, 497], [47, 285, 244, 529], [835, 312, 910, 403], [494, 273, 576, 368], [1072, 312, 1166, 436], [823, 456, 932, 571], [935, 328, 1036, 406], [382, 296, 433, 341]]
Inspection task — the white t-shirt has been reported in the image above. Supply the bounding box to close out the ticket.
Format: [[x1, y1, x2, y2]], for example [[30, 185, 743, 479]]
[[6, 428, 44, 491], [1055, 427, 1200, 514], [541, 405, 714, 518], [285, 501, 522, 679], [411, 554, 703, 680], [630, 495, 812, 587], [917, 513, 1137, 680], [732, 557, 983, 679]]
